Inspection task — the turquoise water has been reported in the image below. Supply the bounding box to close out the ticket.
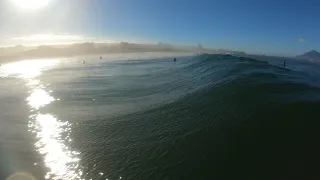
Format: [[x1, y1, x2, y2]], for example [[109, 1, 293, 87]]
[[1, 53, 320, 180]]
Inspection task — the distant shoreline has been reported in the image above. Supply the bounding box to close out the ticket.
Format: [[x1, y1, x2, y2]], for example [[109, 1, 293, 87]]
[[0, 42, 246, 63], [0, 51, 198, 64]]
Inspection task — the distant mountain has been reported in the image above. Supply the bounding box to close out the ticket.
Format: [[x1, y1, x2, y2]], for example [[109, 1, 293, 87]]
[[0, 42, 248, 62], [297, 50, 320, 60]]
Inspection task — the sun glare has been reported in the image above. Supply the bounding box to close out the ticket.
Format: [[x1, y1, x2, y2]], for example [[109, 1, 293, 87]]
[[12, 0, 50, 10]]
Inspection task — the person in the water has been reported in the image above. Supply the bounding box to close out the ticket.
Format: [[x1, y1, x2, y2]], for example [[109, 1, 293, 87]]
[[284, 61, 286, 67], [173, 58, 176, 62]]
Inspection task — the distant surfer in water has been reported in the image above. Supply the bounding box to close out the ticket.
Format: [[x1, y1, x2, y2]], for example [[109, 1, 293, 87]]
[[173, 58, 176, 62], [283, 61, 286, 67]]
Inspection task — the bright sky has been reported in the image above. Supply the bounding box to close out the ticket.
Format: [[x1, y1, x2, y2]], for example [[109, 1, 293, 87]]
[[0, 0, 319, 56]]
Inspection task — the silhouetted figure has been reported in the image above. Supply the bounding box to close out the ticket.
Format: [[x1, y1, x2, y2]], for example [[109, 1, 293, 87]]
[[173, 58, 176, 62], [283, 61, 286, 67], [100, 56, 102, 59]]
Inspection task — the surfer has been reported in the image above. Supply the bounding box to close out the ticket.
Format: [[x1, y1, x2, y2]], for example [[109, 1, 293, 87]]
[[283, 61, 286, 67], [173, 58, 176, 62]]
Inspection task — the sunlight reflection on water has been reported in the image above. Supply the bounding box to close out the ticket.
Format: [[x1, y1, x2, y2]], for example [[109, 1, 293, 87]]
[[29, 114, 81, 180], [27, 88, 55, 110], [1, 59, 83, 180], [0, 59, 57, 79]]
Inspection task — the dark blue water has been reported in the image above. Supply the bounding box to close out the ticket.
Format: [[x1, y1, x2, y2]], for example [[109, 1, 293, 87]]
[[1, 53, 320, 180]]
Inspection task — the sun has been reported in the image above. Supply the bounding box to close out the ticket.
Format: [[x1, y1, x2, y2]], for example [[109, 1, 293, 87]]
[[12, 0, 51, 10]]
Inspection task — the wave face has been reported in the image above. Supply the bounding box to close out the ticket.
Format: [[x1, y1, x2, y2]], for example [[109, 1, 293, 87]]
[[1, 53, 320, 180]]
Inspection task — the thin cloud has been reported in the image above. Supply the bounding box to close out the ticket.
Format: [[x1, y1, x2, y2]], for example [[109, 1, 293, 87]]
[[5, 33, 147, 46], [297, 38, 305, 43], [12, 33, 90, 42]]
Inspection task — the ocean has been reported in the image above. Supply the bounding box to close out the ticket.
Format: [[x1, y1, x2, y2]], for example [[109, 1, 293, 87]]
[[1, 52, 320, 180]]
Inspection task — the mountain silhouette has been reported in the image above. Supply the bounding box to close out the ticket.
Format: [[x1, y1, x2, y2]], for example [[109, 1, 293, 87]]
[[0, 42, 245, 62], [297, 50, 320, 60]]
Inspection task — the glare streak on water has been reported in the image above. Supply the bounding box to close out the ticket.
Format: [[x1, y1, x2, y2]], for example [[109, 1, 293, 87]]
[[27, 88, 55, 110], [0, 59, 83, 180], [28, 114, 81, 180]]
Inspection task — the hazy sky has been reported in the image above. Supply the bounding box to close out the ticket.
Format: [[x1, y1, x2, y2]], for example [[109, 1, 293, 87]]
[[0, 0, 319, 55]]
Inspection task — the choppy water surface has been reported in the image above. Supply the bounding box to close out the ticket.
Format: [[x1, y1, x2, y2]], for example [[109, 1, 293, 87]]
[[1, 53, 320, 180]]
